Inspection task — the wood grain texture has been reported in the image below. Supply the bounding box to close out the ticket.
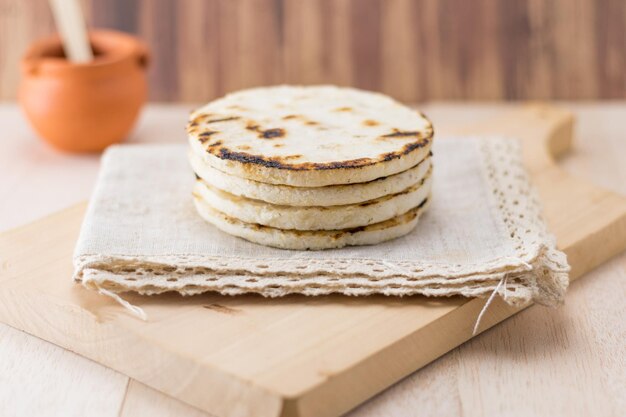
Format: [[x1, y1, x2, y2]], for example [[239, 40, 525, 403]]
[[1, 0, 625, 101], [1, 104, 625, 417], [0, 321, 128, 417], [0, 103, 624, 417]]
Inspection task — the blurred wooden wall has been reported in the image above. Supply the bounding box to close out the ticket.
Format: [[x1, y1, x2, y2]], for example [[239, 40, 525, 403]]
[[1, 0, 624, 102]]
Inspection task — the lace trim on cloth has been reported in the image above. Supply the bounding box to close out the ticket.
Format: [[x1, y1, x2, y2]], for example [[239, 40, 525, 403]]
[[74, 138, 569, 307]]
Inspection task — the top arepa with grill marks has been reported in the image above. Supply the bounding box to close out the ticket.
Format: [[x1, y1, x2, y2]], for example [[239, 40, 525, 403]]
[[187, 85, 433, 187]]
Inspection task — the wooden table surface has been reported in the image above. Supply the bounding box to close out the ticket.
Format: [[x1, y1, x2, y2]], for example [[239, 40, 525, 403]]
[[1, 102, 624, 417]]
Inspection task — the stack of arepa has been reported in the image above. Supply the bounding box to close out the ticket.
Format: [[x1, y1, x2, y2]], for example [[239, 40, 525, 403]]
[[187, 86, 434, 250]]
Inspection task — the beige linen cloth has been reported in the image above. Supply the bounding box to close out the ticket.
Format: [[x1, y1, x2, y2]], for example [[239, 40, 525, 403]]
[[73, 137, 569, 310]]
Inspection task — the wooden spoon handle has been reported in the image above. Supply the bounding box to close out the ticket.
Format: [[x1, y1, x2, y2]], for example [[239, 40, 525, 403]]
[[49, 0, 93, 62]]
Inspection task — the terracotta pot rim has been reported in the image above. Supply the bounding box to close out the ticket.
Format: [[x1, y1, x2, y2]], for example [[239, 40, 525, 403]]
[[21, 29, 148, 76]]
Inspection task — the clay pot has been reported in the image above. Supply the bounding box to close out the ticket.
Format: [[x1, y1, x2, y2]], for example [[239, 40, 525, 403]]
[[19, 30, 149, 152]]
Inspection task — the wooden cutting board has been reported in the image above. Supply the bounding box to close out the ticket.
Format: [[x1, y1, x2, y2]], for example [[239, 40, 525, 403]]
[[1, 105, 625, 417]]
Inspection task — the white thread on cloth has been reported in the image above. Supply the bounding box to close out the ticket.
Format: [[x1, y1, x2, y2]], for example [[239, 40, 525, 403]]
[[73, 137, 570, 308], [97, 286, 147, 321], [472, 277, 506, 336]]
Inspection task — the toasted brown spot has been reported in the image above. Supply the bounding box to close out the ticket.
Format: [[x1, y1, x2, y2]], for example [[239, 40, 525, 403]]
[[194, 173, 201, 180], [363, 119, 379, 127], [202, 304, 240, 315], [245, 123, 286, 139], [249, 223, 262, 230], [394, 186, 416, 197], [334, 107, 352, 112], [205, 116, 240, 124], [198, 131, 217, 144], [282, 154, 302, 160], [217, 149, 286, 169], [382, 129, 420, 138], [207, 140, 223, 147], [346, 225, 367, 234], [273, 143, 284, 148], [238, 145, 251, 150], [262, 128, 285, 139], [281, 114, 321, 126], [382, 138, 430, 161]]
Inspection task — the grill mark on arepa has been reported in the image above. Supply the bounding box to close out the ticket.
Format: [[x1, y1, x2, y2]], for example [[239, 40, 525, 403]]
[[198, 131, 217, 144], [207, 198, 429, 238], [369, 154, 430, 183], [382, 129, 421, 138], [189, 95, 434, 172], [261, 128, 286, 139], [204, 116, 240, 124], [380, 138, 431, 161], [186, 113, 240, 134], [216, 148, 375, 170], [342, 201, 424, 235], [358, 170, 430, 207], [245, 123, 286, 139], [282, 114, 319, 126], [210, 135, 432, 171]]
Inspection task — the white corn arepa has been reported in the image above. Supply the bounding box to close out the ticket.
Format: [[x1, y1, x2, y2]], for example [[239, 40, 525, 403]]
[[193, 169, 432, 230], [190, 151, 432, 206], [192, 195, 431, 250], [187, 85, 433, 187]]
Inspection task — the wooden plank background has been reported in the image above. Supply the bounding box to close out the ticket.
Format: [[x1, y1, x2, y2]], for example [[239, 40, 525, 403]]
[[0, 0, 624, 102]]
